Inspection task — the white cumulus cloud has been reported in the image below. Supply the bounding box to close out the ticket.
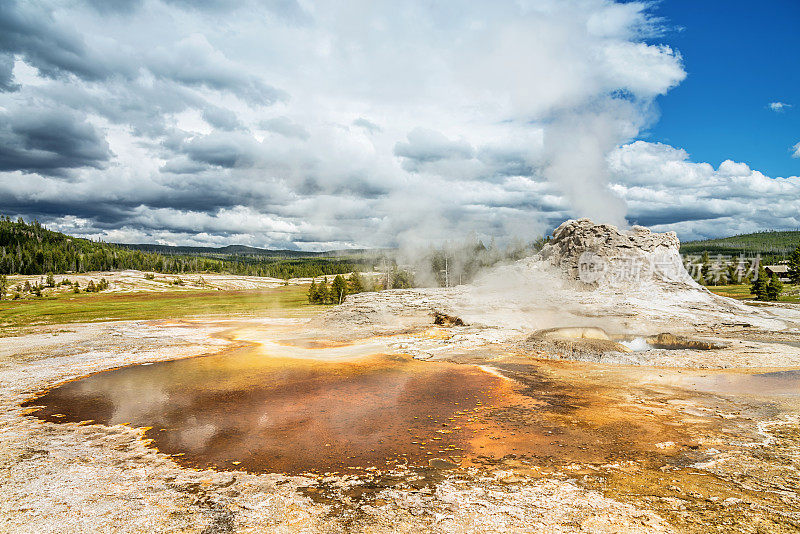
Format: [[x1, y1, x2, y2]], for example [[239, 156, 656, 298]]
[[610, 141, 800, 239], [768, 102, 792, 112]]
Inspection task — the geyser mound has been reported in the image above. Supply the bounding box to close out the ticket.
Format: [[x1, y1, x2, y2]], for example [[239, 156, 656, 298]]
[[325, 218, 786, 348], [538, 218, 694, 290]]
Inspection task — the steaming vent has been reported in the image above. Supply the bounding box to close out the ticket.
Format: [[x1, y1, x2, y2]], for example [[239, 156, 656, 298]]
[[523, 328, 726, 362]]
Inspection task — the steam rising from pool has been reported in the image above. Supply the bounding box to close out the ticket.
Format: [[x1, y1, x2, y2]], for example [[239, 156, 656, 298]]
[[619, 337, 651, 352]]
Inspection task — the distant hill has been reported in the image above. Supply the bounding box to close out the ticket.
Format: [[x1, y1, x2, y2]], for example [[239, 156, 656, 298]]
[[681, 230, 800, 256], [119, 243, 373, 258], [0, 216, 375, 277], [118, 243, 322, 258]]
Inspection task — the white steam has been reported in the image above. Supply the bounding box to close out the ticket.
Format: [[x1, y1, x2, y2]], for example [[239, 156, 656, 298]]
[[542, 103, 640, 228]]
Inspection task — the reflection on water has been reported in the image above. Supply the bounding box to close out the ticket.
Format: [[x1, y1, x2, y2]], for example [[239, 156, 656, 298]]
[[24, 349, 510, 474], [679, 369, 800, 397], [24, 343, 734, 475]]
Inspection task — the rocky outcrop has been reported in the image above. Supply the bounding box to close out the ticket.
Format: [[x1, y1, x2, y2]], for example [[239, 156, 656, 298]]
[[523, 326, 633, 357], [538, 218, 692, 288], [534, 326, 612, 341], [520, 335, 633, 361], [646, 332, 726, 350], [433, 312, 466, 326]]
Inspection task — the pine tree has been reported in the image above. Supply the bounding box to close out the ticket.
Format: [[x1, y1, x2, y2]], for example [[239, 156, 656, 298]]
[[316, 277, 329, 304], [87, 280, 96, 292], [331, 274, 348, 304], [789, 245, 800, 284], [390, 268, 414, 289], [750, 265, 768, 300], [726, 263, 738, 285], [699, 251, 711, 285], [307, 279, 317, 303], [46, 272, 55, 287], [348, 271, 363, 294], [766, 274, 783, 301], [0, 274, 7, 300]]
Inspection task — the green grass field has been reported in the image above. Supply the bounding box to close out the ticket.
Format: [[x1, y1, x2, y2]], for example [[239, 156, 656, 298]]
[[0, 285, 324, 332], [706, 284, 753, 299], [3, 280, 797, 335], [706, 283, 800, 303]]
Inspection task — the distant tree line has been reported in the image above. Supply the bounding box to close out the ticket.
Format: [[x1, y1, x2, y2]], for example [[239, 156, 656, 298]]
[[681, 229, 800, 256], [0, 216, 370, 279]]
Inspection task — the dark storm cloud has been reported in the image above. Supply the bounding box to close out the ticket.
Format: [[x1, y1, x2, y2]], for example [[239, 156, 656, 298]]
[[0, 1, 123, 82], [0, 168, 287, 225], [1, 2, 284, 109], [180, 132, 259, 168], [83, 0, 312, 24], [477, 147, 535, 177], [0, 194, 136, 225], [172, 130, 262, 169], [259, 116, 310, 140], [202, 106, 242, 131], [130, 188, 249, 213], [0, 53, 18, 92], [479, 195, 565, 213], [331, 178, 390, 199], [0, 108, 112, 176], [33, 82, 206, 139], [146, 35, 287, 106], [297, 177, 322, 195], [258, 0, 312, 23], [626, 207, 728, 227], [394, 128, 474, 167], [185, 145, 246, 168], [159, 157, 210, 175], [167, 0, 309, 18], [84, 0, 144, 15]]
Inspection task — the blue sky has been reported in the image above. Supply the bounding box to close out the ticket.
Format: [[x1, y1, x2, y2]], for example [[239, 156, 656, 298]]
[[649, 0, 800, 178]]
